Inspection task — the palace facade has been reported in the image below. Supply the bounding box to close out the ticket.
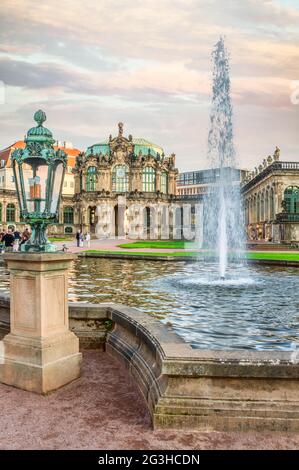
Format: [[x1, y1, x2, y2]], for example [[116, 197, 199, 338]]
[[72, 123, 180, 238], [1, 114, 298, 243], [242, 147, 299, 243]]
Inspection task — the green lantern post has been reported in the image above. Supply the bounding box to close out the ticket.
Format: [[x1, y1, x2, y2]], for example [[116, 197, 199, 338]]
[[0, 110, 81, 395], [11, 110, 67, 252]]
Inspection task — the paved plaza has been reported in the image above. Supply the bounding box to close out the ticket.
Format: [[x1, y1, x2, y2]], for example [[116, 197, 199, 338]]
[[0, 350, 299, 450]]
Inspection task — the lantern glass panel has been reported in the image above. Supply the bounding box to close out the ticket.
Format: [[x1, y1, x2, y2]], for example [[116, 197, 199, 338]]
[[13, 160, 24, 211], [23, 159, 48, 214], [50, 162, 64, 214]]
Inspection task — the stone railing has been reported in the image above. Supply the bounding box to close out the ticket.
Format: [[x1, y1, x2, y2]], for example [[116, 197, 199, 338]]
[[276, 212, 299, 223], [1, 294, 299, 432], [242, 161, 299, 192]]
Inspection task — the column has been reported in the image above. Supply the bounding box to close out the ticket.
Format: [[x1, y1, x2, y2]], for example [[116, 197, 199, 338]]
[[156, 170, 161, 192]]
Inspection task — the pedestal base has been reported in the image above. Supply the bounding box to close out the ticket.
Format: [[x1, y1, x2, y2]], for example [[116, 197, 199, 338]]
[[0, 331, 81, 393], [0, 253, 82, 394]]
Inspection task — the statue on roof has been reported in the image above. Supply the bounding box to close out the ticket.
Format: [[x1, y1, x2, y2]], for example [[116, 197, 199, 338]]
[[118, 122, 124, 137], [273, 146, 280, 161]]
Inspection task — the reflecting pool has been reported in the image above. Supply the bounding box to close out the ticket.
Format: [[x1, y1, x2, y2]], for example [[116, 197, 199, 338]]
[[0, 257, 298, 351]]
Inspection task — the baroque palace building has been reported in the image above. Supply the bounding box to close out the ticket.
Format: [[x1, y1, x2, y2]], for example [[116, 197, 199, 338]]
[[1, 112, 299, 243], [72, 122, 180, 238], [242, 147, 299, 243]]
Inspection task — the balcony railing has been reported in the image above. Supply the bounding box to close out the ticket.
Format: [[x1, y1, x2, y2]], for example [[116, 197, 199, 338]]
[[276, 212, 299, 222], [242, 161, 299, 192]]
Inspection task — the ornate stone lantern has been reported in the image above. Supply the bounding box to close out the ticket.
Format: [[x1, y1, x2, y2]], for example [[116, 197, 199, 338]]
[[11, 110, 67, 251]]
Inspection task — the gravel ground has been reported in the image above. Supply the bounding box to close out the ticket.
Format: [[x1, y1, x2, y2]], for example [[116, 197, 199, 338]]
[[0, 350, 299, 450]]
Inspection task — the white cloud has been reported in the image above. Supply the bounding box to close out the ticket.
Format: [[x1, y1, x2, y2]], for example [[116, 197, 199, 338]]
[[0, 0, 298, 170]]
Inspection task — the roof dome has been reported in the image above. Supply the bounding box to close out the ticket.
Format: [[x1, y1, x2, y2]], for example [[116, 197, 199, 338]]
[[86, 137, 164, 157]]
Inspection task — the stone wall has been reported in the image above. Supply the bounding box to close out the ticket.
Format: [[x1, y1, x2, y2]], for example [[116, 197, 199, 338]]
[[1, 294, 299, 432]]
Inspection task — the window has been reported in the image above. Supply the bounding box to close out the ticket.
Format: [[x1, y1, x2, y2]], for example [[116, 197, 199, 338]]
[[86, 166, 97, 192], [6, 203, 15, 222], [112, 165, 129, 192], [11, 176, 15, 183], [284, 186, 299, 213], [161, 171, 168, 194], [270, 188, 274, 219], [63, 206, 74, 224], [0, 202, 2, 221], [142, 167, 156, 192]]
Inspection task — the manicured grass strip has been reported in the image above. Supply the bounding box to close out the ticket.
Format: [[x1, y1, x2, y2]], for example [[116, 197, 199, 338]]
[[118, 240, 196, 250], [83, 249, 299, 261], [247, 252, 299, 261], [49, 237, 72, 242], [84, 250, 199, 257]]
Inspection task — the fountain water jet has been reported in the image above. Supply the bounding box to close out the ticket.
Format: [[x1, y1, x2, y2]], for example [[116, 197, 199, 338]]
[[204, 37, 244, 279]]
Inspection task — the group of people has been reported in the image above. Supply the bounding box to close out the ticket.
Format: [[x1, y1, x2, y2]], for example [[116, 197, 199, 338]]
[[76, 231, 91, 248], [0, 228, 31, 252]]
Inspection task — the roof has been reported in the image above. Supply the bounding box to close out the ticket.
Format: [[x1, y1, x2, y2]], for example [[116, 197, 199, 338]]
[[86, 137, 164, 158], [0, 140, 81, 170]]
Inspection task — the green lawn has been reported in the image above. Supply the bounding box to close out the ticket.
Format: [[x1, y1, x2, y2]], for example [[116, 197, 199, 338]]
[[48, 237, 73, 242], [83, 250, 198, 257], [246, 252, 299, 261], [83, 249, 299, 262], [118, 240, 196, 250]]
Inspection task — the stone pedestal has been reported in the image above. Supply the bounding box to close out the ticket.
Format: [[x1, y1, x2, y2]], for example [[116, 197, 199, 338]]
[[0, 253, 82, 394]]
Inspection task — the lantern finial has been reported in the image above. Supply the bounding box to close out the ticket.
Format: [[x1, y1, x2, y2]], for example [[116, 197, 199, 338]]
[[34, 109, 47, 127]]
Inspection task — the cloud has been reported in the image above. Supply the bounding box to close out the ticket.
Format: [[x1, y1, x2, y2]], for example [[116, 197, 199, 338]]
[[0, 0, 298, 171]]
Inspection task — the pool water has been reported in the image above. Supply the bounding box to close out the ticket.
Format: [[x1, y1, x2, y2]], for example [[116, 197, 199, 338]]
[[0, 257, 298, 351]]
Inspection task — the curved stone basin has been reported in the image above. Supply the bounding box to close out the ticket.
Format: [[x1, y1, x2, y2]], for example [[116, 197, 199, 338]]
[[1, 295, 299, 432]]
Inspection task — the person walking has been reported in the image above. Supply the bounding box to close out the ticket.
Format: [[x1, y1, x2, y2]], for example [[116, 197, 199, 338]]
[[20, 228, 30, 248], [85, 232, 91, 248], [76, 230, 81, 248], [2, 229, 15, 252], [14, 229, 21, 241], [79, 232, 84, 248], [13, 229, 21, 252]]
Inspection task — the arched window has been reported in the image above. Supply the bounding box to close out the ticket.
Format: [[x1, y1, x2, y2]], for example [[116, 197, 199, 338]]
[[270, 188, 275, 219], [63, 206, 74, 224], [283, 186, 299, 213], [160, 171, 168, 194], [142, 167, 156, 192], [6, 203, 15, 222], [257, 194, 260, 222], [86, 166, 97, 192], [112, 165, 129, 192], [265, 190, 269, 221], [260, 193, 264, 221], [245, 200, 249, 225]]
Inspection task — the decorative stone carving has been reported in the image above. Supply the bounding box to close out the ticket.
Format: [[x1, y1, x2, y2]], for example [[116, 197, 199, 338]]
[[273, 146, 280, 161]]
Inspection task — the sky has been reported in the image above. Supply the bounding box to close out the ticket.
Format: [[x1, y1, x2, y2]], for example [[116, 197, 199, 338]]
[[0, 0, 298, 171]]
